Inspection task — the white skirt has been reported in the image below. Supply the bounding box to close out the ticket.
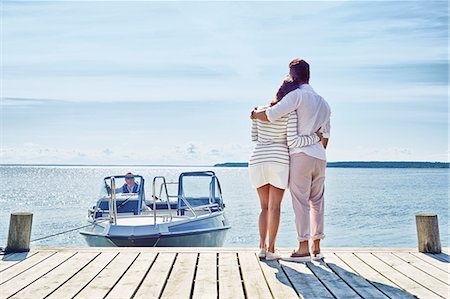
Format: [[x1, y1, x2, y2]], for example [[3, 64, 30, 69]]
[[248, 162, 289, 190]]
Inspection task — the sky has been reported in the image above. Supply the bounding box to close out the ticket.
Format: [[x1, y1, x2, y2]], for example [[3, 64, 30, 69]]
[[1, 1, 448, 165]]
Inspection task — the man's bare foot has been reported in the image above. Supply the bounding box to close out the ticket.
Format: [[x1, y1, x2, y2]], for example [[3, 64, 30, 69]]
[[312, 239, 321, 253], [282, 250, 311, 262], [311, 239, 323, 260], [295, 240, 310, 256], [291, 250, 310, 257]]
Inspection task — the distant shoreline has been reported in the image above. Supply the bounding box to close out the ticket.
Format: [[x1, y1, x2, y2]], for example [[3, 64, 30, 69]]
[[0, 164, 212, 168], [0, 161, 449, 168], [214, 161, 450, 168]]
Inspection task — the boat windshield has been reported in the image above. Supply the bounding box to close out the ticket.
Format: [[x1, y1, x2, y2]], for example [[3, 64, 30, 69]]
[[178, 172, 223, 211], [181, 175, 218, 199], [101, 176, 143, 197]]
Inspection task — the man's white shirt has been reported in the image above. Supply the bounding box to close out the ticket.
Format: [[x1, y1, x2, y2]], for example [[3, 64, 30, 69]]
[[266, 84, 331, 161]]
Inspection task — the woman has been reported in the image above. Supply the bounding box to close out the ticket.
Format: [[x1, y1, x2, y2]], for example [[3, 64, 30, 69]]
[[249, 77, 322, 260]]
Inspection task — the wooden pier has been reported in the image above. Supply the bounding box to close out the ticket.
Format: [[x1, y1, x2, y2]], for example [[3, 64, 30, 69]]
[[1, 247, 448, 299]]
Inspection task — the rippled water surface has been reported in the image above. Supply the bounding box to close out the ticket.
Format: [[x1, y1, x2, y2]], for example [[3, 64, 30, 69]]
[[0, 166, 448, 248]]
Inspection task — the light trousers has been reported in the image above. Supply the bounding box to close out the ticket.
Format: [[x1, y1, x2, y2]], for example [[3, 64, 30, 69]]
[[289, 152, 326, 242]]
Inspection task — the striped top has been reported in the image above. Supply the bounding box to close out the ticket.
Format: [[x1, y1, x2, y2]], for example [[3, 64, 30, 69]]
[[249, 106, 320, 166]]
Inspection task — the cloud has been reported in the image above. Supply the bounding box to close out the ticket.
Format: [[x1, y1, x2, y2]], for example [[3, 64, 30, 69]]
[[186, 144, 198, 155], [2, 1, 447, 164], [4, 63, 236, 79], [23, 142, 38, 147], [3, 97, 63, 106], [0, 142, 253, 165], [210, 149, 220, 156], [3, 1, 447, 104], [327, 146, 449, 163], [363, 61, 448, 85]]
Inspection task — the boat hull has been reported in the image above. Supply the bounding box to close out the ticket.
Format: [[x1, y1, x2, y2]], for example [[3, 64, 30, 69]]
[[80, 212, 230, 247], [108, 227, 229, 247]]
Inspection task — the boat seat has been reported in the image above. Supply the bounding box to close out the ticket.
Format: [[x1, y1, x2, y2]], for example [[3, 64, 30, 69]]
[[145, 201, 178, 210]]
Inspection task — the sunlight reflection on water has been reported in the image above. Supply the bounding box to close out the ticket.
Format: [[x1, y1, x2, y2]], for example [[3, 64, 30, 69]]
[[0, 166, 447, 248]]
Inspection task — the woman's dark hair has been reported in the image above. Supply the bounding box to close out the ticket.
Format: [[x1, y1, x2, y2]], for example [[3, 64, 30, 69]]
[[289, 59, 310, 83], [270, 77, 299, 106]]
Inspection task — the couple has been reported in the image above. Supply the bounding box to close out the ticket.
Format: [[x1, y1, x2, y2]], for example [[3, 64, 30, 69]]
[[249, 59, 331, 262]]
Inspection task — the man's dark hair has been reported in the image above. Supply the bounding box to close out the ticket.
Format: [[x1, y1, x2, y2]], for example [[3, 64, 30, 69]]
[[289, 59, 310, 83]]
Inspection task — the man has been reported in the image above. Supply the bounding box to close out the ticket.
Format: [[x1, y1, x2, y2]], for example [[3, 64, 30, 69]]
[[251, 59, 331, 261], [116, 172, 140, 194]]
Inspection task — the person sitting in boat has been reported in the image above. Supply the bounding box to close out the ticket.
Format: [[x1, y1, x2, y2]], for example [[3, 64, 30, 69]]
[[115, 172, 140, 194]]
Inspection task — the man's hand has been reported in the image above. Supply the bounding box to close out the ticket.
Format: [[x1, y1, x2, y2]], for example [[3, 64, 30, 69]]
[[105, 184, 111, 195], [315, 129, 323, 140], [322, 138, 329, 149], [251, 109, 269, 122], [315, 128, 328, 149]]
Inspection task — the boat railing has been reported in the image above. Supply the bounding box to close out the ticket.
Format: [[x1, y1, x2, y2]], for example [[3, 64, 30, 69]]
[[158, 181, 178, 200], [152, 175, 220, 221], [178, 190, 217, 216], [109, 177, 118, 225], [152, 176, 174, 223]]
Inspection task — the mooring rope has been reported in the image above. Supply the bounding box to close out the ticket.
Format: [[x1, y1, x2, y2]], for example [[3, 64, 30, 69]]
[[0, 222, 94, 253], [30, 220, 109, 243]]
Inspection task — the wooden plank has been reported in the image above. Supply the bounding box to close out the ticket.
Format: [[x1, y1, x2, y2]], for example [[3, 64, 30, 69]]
[[429, 253, 450, 263], [0, 251, 55, 283], [411, 252, 449, 272], [356, 252, 440, 298], [280, 260, 334, 299], [238, 252, 272, 298], [0, 251, 75, 298], [33, 247, 440, 253], [321, 248, 416, 253], [32, 247, 246, 253], [305, 258, 360, 299], [393, 252, 449, 284], [46, 252, 118, 299], [259, 259, 298, 299], [160, 253, 197, 299], [0, 251, 38, 272], [324, 252, 389, 298], [192, 252, 217, 299], [10, 252, 98, 299], [133, 253, 176, 299], [335, 252, 415, 299], [105, 252, 156, 299], [218, 253, 245, 299], [373, 252, 448, 298], [2, 247, 446, 299], [74, 252, 139, 299]]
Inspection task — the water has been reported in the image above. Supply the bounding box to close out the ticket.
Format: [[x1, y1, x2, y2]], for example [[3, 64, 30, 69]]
[[0, 166, 448, 248]]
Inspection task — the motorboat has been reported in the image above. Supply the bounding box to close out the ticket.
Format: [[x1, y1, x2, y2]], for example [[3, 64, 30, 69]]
[[79, 171, 230, 247]]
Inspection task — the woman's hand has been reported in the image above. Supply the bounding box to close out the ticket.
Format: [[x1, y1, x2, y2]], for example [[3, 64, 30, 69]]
[[315, 129, 323, 140], [250, 107, 257, 120]]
